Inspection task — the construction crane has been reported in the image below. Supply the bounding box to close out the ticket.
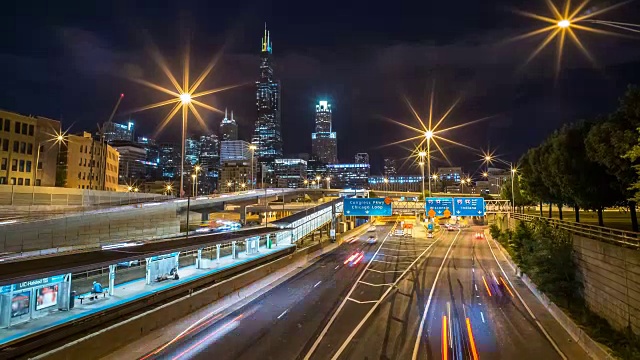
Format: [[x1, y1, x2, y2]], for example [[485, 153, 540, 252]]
[[92, 93, 124, 190]]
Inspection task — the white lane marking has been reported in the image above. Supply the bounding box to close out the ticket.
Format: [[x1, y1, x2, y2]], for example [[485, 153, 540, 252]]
[[371, 259, 415, 265], [277, 309, 288, 319], [484, 234, 567, 360], [303, 223, 398, 360], [475, 284, 478, 291], [366, 268, 404, 274], [358, 281, 393, 287], [481, 312, 485, 323], [314, 281, 322, 288], [380, 247, 422, 252], [347, 298, 378, 304], [335, 265, 340, 270], [411, 230, 461, 360], [329, 235, 441, 360]]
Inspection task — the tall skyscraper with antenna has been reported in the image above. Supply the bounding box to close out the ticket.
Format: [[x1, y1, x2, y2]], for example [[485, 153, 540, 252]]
[[219, 108, 238, 141], [252, 24, 282, 162]]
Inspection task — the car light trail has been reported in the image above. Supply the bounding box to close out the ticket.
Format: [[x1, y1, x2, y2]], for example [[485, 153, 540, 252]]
[[442, 315, 448, 360], [500, 276, 515, 297], [141, 312, 224, 359], [353, 253, 364, 265], [482, 276, 492, 297], [344, 254, 358, 264], [171, 314, 244, 360], [466, 318, 479, 360]]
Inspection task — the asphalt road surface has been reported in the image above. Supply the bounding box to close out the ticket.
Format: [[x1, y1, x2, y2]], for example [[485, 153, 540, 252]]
[[141, 224, 577, 360], [144, 224, 396, 360]]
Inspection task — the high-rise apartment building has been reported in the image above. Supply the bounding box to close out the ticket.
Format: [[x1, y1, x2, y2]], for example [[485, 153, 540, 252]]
[[0, 110, 61, 187], [199, 134, 220, 194], [311, 101, 338, 164], [326, 163, 370, 189], [355, 153, 369, 164], [57, 132, 119, 191], [219, 109, 238, 141], [252, 25, 282, 161]]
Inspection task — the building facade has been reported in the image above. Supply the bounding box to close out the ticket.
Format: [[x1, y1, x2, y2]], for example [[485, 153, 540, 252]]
[[110, 141, 147, 185], [369, 175, 422, 192], [221, 140, 252, 162], [102, 121, 134, 143], [311, 101, 338, 164], [274, 158, 307, 188], [137, 136, 161, 181], [219, 109, 238, 141], [355, 153, 369, 164], [57, 132, 119, 191], [326, 163, 370, 189], [220, 160, 252, 193], [252, 26, 282, 161], [199, 134, 220, 194], [0, 110, 61, 187], [383, 158, 397, 177], [159, 143, 180, 180]]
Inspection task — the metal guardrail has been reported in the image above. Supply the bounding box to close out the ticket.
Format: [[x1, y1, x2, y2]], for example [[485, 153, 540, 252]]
[[512, 213, 640, 249]]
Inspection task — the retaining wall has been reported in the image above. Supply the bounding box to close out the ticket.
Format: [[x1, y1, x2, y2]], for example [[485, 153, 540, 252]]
[[504, 216, 640, 335], [0, 203, 180, 254]]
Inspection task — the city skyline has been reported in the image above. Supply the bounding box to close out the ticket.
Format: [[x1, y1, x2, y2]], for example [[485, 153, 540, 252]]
[[1, 2, 640, 173]]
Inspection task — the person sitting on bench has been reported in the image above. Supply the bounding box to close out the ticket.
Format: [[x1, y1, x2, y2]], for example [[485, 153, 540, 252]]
[[170, 267, 179, 280]]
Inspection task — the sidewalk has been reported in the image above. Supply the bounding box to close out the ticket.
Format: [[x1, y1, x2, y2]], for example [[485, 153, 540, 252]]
[[0, 244, 293, 347]]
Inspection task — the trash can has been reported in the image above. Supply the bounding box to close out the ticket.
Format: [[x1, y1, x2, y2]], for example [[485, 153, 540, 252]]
[[69, 291, 76, 309]]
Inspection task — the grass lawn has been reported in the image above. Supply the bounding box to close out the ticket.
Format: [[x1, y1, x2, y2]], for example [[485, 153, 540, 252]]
[[523, 208, 636, 232]]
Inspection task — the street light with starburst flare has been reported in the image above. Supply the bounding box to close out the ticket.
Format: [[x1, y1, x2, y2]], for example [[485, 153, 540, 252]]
[[510, 0, 633, 79], [128, 42, 244, 197], [381, 82, 495, 196]]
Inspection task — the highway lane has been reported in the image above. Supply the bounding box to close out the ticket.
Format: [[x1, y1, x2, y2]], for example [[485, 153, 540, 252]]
[[415, 228, 563, 360], [305, 223, 450, 360], [144, 224, 395, 360]]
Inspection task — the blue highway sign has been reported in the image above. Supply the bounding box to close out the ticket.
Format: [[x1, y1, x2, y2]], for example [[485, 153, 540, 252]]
[[344, 197, 392, 216], [453, 197, 486, 216], [425, 197, 454, 217]]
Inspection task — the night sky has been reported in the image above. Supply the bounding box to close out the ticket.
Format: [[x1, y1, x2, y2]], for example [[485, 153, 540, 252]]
[[2, 0, 640, 175]]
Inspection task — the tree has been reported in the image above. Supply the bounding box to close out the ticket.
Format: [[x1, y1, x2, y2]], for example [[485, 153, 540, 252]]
[[500, 174, 529, 212], [548, 122, 622, 225], [520, 147, 553, 217], [625, 128, 640, 204], [585, 86, 640, 231]]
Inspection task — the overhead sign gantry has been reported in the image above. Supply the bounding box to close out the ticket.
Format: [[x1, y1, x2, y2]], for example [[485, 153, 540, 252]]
[[425, 197, 486, 217], [343, 197, 393, 216]]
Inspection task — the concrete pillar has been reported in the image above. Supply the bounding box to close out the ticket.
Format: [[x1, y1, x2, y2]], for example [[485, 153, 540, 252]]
[[145, 257, 152, 285], [201, 212, 210, 222], [216, 244, 221, 263], [108, 264, 116, 296], [232, 241, 237, 259], [245, 240, 249, 255], [196, 248, 202, 269], [240, 206, 247, 225]]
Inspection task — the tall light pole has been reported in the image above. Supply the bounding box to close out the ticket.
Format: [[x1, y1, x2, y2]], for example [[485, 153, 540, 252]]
[[227, 181, 232, 193], [511, 166, 517, 213], [179, 93, 191, 198], [425, 130, 433, 195], [431, 174, 438, 194], [191, 174, 197, 196], [249, 145, 257, 189], [384, 177, 389, 193], [194, 164, 201, 196], [316, 176, 321, 189], [326, 176, 331, 190], [304, 179, 309, 188], [418, 160, 425, 199]]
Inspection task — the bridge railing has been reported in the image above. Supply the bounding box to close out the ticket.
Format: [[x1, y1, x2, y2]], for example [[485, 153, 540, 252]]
[[512, 213, 640, 249]]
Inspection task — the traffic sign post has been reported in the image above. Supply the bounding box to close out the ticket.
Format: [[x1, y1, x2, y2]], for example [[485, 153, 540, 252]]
[[453, 197, 486, 216], [425, 197, 454, 218], [343, 197, 393, 216]]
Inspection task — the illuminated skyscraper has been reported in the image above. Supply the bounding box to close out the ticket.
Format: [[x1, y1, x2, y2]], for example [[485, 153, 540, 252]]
[[219, 109, 238, 141], [311, 100, 337, 164], [252, 25, 282, 161]]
